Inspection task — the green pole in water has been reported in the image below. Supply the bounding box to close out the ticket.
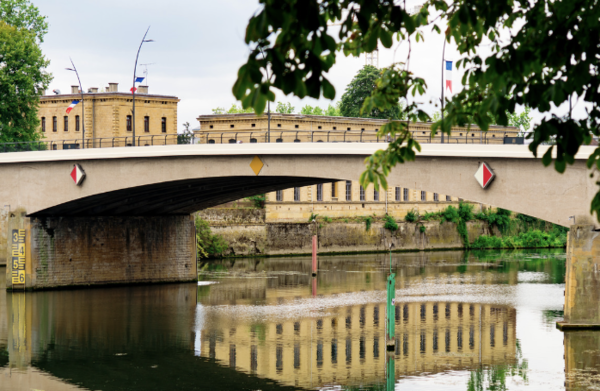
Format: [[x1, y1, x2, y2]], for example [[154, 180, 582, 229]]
[[386, 352, 396, 391], [386, 248, 395, 350]]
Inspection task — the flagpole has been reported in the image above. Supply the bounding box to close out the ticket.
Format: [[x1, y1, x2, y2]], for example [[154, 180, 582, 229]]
[[441, 37, 446, 144], [66, 59, 85, 149], [132, 26, 154, 147]]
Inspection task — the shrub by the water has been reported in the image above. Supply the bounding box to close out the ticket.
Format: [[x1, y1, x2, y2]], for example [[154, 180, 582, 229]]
[[195, 217, 229, 258], [471, 229, 566, 249], [404, 210, 417, 222], [383, 215, 398, 231]]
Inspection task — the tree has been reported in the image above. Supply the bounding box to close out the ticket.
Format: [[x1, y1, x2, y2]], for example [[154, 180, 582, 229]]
[[275, 101, 295, 113], [212, 104, 253, 115], [233, 0, 600, 221], [339, 65, 402, 119], [325, 103, 341, 116], [0, 21, 51, 144], [0, 0, 47, 42], [177, 122, 194, 144], [300, 104, 324, 115]]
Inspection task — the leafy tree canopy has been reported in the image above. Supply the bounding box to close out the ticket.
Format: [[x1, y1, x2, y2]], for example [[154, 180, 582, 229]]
[[300, 103, 341, 116], [275, 101, 295, 113], [0, 21, 51, 143], [0, 0, 47, 42], [212, 104, 253, 114], [339, 65, 402, 119], [234, 0, 600, 221]]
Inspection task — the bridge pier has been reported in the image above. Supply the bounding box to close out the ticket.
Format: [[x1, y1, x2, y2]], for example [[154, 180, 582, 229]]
[[5, 214, 197, 290], [558, 222, 600, 330]]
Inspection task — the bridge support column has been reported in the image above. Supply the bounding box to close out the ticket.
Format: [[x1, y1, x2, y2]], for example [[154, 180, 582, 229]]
[[5, 215, 197, 291], [558, 223, 600, 330]]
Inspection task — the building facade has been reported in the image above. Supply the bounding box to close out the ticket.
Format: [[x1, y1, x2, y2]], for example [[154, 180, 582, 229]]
[[38, 83, 179, 148]]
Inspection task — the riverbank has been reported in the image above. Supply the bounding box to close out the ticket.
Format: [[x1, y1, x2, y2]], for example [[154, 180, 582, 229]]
[[196, 205, 567, 258]]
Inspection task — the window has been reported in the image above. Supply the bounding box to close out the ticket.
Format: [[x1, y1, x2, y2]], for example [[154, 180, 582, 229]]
[[276, 190, 283, 201], [421, 191, 426, 201], [230, 124, 234, 128], [294, 139, 301, 142], [333, 126, 337, 130], [228, 139, 236, 144], [346, 181, 352, 201], [144, 116, 149, 132], [434, 193, 439, 202], [209, 125, 213, 129], [52, 116, 57, 132], [276, 138, 283, 143], [250, 138, 257, 143], [403, 188, 409, 201], [331, 182, 337, 198], [161, 117, 167, 133], [75, 115, 80, 131], [360, 186, 365, 201], [395, 187, 401, 201], [251, 123, 256, 127], [318, 126, 322, 129], [208, 139, 215, 144], [374, 188, 379, 201], [41, 117, 46, 132], [277, 124, 281, 127], [317, 184, 323, 201], [126, 115, 132, 131], [64, 116, 68, 131], [446, 195, 451, 201], [294, 187, 300, 202], [295, 124, 299, 129]]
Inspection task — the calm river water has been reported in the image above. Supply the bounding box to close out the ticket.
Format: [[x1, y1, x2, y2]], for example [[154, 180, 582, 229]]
[[0, 249, 596, 390]]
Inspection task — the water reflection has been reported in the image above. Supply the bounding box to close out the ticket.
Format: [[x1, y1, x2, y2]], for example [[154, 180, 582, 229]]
[[0, 249, 589, 391]]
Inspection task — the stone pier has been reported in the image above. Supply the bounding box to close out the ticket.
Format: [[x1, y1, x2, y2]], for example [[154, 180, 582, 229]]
[[4, 214, 197, 290], [558, 223, 600, 330]]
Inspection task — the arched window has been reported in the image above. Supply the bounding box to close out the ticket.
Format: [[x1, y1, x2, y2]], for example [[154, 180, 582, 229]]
[[317, 140, 323, 143], [228, 139, 236, 144], [250, 138, 257, 143], [294, 139, 301, 143], [126, 115, 132, 131], [276, 138, 283, 143], [208, 139, 215, 144], [41, 117, 46, 132]]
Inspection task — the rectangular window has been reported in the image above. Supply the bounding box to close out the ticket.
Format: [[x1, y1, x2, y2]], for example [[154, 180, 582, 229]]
[[161, 117, 167, 133], [446, 195, 452, 201], [75, 115, 80, 131], [421, 191, 426, 201], [64, 116, 68, 132], [434, 193, 439, 202], [294, 187, 300, 202], [345, 181, 352, 201], [331, 182, 336, 198], [360, 186, 365, 201], [403, 188, 409, 201], [276, 190, 283, 201], [52, 116, 57, 132], [126, 115, 132, 132], [395, 187, 401, 201], [144, 116, 149, 133], [374, 188, 379, 201], [317, 184, 323, 201], [41, 117, 46, 132]]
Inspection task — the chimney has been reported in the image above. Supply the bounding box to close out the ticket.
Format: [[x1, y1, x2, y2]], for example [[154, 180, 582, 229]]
[[88, 87, 98, 93], [108, 83, 118, 92], [71, 85, 79, 94], [137, 85, 148, 94]]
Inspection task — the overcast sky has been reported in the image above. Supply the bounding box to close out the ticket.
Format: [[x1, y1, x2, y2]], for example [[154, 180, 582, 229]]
[[37, 0, 580, 132]]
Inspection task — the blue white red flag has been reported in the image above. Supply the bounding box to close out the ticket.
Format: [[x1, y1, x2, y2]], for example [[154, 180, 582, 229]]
[[135, 77, 145, 83], [445, 61, 453, 93], [66, 100, 79, 114]]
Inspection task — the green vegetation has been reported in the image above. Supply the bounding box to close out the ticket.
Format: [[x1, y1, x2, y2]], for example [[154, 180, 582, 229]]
[[364, 216, 373, 231], [471, 229, 567, 249], [308, 213, 318, 222], [195, 217, 229, 258], [275, 101, 295, 114], [419, 225, 427, 233], [177, 122, 194, 144], [0, 0, 51, 144], [404, 210, 417, 223], [383, 215, 398, 231], [322, 216, 332, 223], [300, 103, 341, 116], [245, 194, 266, 209], [211, 104, 253, 114], [476, 208, 512, 234]]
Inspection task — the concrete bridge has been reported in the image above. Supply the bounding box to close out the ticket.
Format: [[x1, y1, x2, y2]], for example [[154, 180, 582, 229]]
[[0, 143, 599, 327]]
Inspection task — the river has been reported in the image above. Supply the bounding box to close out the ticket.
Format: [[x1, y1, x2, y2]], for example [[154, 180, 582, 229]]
[[0, 249, 596, 390]]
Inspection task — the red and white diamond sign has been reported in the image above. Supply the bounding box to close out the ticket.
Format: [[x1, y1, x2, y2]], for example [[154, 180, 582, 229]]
[[70, 164, 86, 186], [474, 162, 495, 189]]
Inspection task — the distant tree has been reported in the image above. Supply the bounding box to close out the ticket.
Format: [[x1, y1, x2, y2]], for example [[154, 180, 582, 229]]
[[300, 105, 324, 115], [507, 106, 532, 136], [177, 122, 194, 144], [325, 103, 341, 117], [212, 104, 253, 115], [0, 21, 51, 144], [275, 101, 295, 114], [0, 0, 47, 42], [339, 66, 403, 119]]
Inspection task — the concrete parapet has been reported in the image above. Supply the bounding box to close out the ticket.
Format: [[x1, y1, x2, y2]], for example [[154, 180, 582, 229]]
[[5, 215, 197, 290], [558, 224, 600, 330]]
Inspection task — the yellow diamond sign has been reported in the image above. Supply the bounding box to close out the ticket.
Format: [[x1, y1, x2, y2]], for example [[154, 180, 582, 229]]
[[250, 156, 264, 176]]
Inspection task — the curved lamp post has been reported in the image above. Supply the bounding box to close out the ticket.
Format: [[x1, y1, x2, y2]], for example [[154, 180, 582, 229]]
[[66, 59, 85, 149], [131, 26, 154, 147]]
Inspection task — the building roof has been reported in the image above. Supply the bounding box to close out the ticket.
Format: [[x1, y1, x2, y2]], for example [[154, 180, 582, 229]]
[[41, 92, 179, 101]]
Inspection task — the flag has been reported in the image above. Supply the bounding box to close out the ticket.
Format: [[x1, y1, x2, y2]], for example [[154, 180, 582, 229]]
[[445, 61, 453, 93], [130, 87, 137, 94], [66, 100, 79, 114], [135, 77, 145, 83]]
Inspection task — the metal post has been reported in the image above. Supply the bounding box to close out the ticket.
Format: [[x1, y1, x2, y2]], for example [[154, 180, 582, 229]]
[[267, 101, 271, 143], [132, 27, 154, 147], [66, 59, 85, 149], [441, 36, 447, 144], [386, 247, 396, 350]]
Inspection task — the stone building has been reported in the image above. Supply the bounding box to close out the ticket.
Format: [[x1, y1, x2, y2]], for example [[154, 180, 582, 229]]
[[196, 113, 515, 221], [38, 83, 179, 148]]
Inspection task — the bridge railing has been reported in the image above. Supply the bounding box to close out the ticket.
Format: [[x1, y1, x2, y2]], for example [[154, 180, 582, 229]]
[[0, 130, 522, 153]]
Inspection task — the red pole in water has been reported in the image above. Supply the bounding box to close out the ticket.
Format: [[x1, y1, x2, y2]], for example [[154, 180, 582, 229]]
[[312, 235, 317, 276]]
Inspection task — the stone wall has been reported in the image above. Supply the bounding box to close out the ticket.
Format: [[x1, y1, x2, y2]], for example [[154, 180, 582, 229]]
[[5, 215, 196, 290], [211, 220, 493, 257]]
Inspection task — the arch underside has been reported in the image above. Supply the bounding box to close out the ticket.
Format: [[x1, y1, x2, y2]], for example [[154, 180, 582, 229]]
[[31, 176, 339, 217]]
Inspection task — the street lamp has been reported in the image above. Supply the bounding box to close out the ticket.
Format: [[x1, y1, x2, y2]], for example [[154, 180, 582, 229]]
[[66, 59, 85, 149], [131, 26, 154, 147]]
